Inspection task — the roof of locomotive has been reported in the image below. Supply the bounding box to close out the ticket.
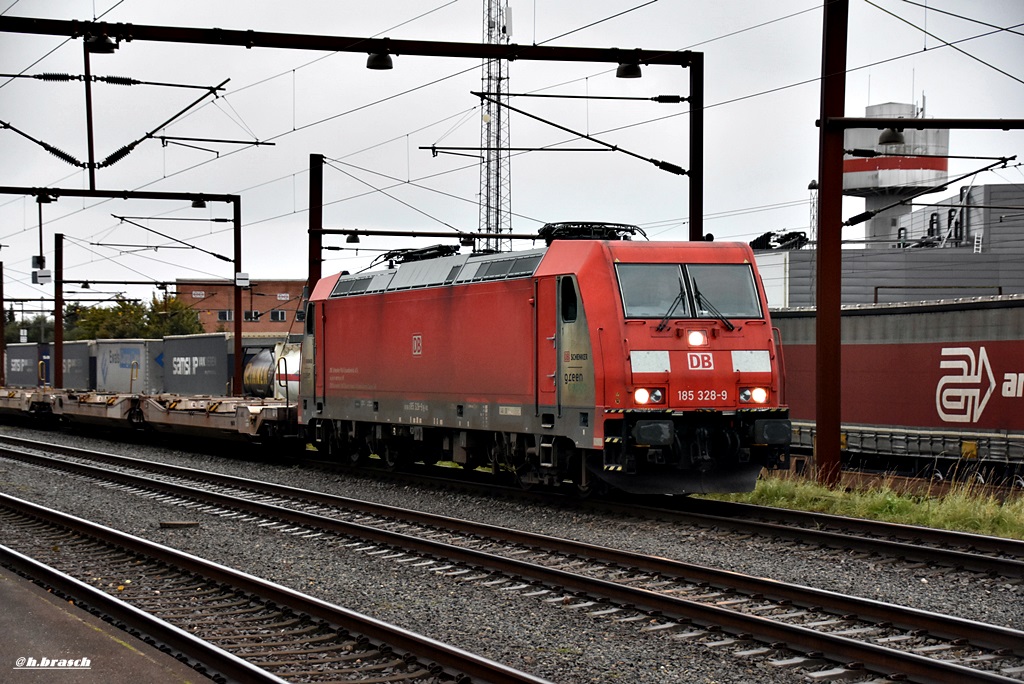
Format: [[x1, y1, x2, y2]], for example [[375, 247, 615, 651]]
[[310, 239, 756, 301], [310, 247, 547, 301], [536, 239, 755, 276]]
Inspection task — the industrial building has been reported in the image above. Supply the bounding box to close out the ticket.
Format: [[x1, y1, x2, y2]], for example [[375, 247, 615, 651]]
[[174, 278, 307, 335], [756, 103, 1024, 308]]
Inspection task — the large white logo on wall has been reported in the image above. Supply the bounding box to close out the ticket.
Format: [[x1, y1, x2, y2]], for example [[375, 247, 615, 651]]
[[935, 347, 995, 423]]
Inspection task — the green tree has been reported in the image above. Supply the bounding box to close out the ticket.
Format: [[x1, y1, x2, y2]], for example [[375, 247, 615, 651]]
[[63, 295, 203, 340], [4, 314, 53, 344], [143, 295, 204, 337], [65, 298, 148, 340]]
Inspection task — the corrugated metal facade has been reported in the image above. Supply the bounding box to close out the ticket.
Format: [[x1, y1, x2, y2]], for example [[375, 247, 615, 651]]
[[757, 183, 1024, 308]]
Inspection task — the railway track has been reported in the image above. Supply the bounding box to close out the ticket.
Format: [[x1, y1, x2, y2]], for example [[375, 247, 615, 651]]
[[313, 446, 1024, 577], [7, 431, 1020, 576], [619, 495, 1024, 577], [2, 437, 1023, 683], [0, 493, 552, 684], [318, 449, 1024, 577]]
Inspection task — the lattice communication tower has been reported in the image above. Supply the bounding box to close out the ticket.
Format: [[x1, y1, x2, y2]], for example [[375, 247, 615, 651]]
[[478, 1, 512, 252]]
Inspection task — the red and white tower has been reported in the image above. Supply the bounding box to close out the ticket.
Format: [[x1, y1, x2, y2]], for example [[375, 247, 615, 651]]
[[843, 102, 950, 248]]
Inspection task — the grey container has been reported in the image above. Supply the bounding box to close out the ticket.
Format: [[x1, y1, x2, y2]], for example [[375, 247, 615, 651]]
[[164, 333, 286, 396], [163, 333, 231, 396], [95, 339, 164, 394], [5, 343, 49, 388], [61, 340, 96, 390]]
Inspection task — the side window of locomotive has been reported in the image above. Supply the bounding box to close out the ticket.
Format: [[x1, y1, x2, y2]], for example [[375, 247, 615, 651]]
[[615, 264, 689, 319], [685, 264, 763, 318], [560, 276, 578, 323]]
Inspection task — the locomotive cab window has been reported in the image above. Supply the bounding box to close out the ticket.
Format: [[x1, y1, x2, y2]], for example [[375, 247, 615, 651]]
[[687, 264, 762, 318], [616, 264, 689, 319]]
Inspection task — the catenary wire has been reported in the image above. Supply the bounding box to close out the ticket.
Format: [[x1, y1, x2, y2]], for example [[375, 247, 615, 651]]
[[4, 3, 1019, 296]]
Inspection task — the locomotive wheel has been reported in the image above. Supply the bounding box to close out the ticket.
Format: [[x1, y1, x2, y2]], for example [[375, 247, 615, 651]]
[[347, 440, 366, 466], [564, 449, 604, 498], [462, 454, 486, 471], [514, 464, 537, 490], [321, 425, 340, 458], [567, 478, 594, 498], [489, 433, 515, 477], [382, 444, 401, 471]]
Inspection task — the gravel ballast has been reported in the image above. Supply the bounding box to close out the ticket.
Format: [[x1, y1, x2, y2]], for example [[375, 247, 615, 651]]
[[1, 425, 1020, 683]]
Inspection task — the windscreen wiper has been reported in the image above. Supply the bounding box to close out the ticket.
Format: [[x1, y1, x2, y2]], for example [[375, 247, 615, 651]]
[[694, 282, 736, 331], [656, 286, 686, 332]]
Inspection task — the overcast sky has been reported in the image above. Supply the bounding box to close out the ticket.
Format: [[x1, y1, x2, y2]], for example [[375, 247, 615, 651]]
[[1, 0, 1022, 310]]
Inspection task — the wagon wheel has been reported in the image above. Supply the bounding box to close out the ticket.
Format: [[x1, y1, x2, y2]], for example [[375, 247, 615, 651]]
[[917, 463, 944, 483]]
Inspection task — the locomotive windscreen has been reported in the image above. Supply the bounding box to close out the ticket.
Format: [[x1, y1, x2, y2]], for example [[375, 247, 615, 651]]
[[687, 264, 763, 318], [616, 264, 691, 318], [615, 263, 762, 320]]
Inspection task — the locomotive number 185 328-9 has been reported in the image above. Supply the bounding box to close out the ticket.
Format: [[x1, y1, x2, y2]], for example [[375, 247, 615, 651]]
[[678, 389, 728, 402]]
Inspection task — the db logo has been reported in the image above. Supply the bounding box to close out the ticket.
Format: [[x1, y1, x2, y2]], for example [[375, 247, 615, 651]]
[[411, 334, 423, 357], [688, 352, 714, 370]]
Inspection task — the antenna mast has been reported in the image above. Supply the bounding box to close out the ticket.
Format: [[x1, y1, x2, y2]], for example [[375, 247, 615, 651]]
[[479, 1, 512, 252]]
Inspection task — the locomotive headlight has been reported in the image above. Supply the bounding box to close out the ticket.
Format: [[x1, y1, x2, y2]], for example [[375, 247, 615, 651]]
[[740, 387, 769, 403], [687, 329, 708, 346], [633, 388, 664, 405]]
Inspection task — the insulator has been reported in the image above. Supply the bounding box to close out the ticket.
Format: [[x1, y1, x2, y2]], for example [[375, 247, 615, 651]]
[[98, 143, 135, 168], [43, 143, 84, 167], [99, 75, 139, 86], [652, 95, 685, 104], [35, 72, 78, 82], [655, 159, 687, 176]]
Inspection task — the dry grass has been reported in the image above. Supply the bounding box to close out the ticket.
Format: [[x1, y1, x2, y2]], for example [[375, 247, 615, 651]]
[[703, 472, 1024, 540]]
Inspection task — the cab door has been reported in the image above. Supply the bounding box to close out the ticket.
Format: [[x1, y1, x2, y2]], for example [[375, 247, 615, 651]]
[[534, 277, 557, 411], [299, 300, 320, 418]]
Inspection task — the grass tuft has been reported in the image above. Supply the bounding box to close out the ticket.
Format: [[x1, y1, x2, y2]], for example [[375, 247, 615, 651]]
[[703, 473, 1024, 540]]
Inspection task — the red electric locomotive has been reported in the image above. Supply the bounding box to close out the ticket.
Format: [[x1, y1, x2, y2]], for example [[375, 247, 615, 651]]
[[300, 224, 790, 494]]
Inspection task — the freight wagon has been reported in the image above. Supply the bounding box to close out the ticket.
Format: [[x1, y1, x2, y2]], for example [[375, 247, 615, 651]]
[[773, 295, 1024, 484]]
